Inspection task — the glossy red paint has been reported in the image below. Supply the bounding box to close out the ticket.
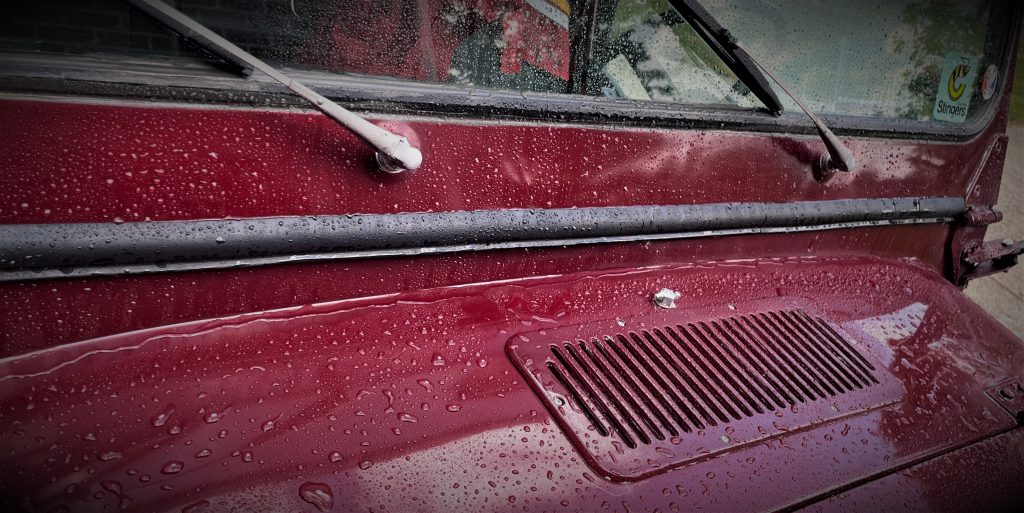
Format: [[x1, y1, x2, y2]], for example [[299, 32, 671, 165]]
[[800, 429, 1024, 513], [0, 96, 1007, 225], [2, 257, 1022, 512], [0, 225, 953, 357], [1, 11, 1022, 512]]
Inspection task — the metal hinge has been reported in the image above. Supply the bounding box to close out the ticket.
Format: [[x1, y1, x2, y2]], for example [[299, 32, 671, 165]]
[[960, 238, 1024, 282], [959, 205, 1004, 226], [985, 379, 1024, 424]]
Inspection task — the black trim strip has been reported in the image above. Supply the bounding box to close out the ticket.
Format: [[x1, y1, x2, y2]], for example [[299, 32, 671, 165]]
[[0, 197, 965, 282]]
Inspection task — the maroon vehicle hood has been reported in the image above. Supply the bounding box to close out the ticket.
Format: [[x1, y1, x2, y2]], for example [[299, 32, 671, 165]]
[[2, 255, 1022, 512]]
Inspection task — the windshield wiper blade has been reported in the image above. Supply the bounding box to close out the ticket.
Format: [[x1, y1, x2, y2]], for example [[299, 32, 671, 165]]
[[668, 0, 782, 115], [668, 0, 855, 174], [124, 0, 422, 173]]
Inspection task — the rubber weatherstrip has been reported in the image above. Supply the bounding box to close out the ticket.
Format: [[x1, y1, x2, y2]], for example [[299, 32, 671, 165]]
[[0, 197, 965, 282]]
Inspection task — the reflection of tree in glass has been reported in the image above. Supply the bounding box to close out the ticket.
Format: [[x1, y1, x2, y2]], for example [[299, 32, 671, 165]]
[[892, 0, 990, 120], [605, 0, 747, 105]]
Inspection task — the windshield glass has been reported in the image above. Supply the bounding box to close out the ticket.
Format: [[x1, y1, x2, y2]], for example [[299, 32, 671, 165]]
[[707, 0, 1013, 123], [0, 0, 1014, 125]]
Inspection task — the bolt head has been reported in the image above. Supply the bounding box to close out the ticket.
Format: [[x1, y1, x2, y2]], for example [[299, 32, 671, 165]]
[[652, 288, 681, 309]]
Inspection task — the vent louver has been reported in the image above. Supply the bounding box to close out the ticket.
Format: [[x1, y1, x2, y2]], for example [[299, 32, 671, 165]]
[[508, 306, 901, 480]]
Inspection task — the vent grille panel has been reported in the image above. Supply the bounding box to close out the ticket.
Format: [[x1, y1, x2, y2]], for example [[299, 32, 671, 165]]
[[508, 306, 902, 480]]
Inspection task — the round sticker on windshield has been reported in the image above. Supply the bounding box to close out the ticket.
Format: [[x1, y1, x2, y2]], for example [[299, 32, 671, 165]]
[[981, 64, 998, 100]]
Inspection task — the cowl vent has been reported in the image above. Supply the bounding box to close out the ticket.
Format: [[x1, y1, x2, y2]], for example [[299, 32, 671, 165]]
[[507, 304, 901, 481]]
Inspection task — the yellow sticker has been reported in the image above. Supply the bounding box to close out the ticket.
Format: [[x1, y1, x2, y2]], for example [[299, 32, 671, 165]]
[[933, 53, 977, 123]]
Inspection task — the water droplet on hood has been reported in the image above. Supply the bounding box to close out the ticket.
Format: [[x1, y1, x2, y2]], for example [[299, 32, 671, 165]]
[[181, 499, 210, 513], [261, 416, 279, 432], [99, 451, 123, 461], [100, 480, 123, 495], [152, 404, 176, 427], [299, 482, 333, 512], [100, 480, 131, 509]]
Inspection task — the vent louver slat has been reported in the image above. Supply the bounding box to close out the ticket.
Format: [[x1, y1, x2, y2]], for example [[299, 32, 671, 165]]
[[508, 305, 902, 480]]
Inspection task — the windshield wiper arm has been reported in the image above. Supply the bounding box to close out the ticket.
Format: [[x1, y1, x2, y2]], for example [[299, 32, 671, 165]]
[[668, 0, 855, 174], [124, 0, 422, 173]]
